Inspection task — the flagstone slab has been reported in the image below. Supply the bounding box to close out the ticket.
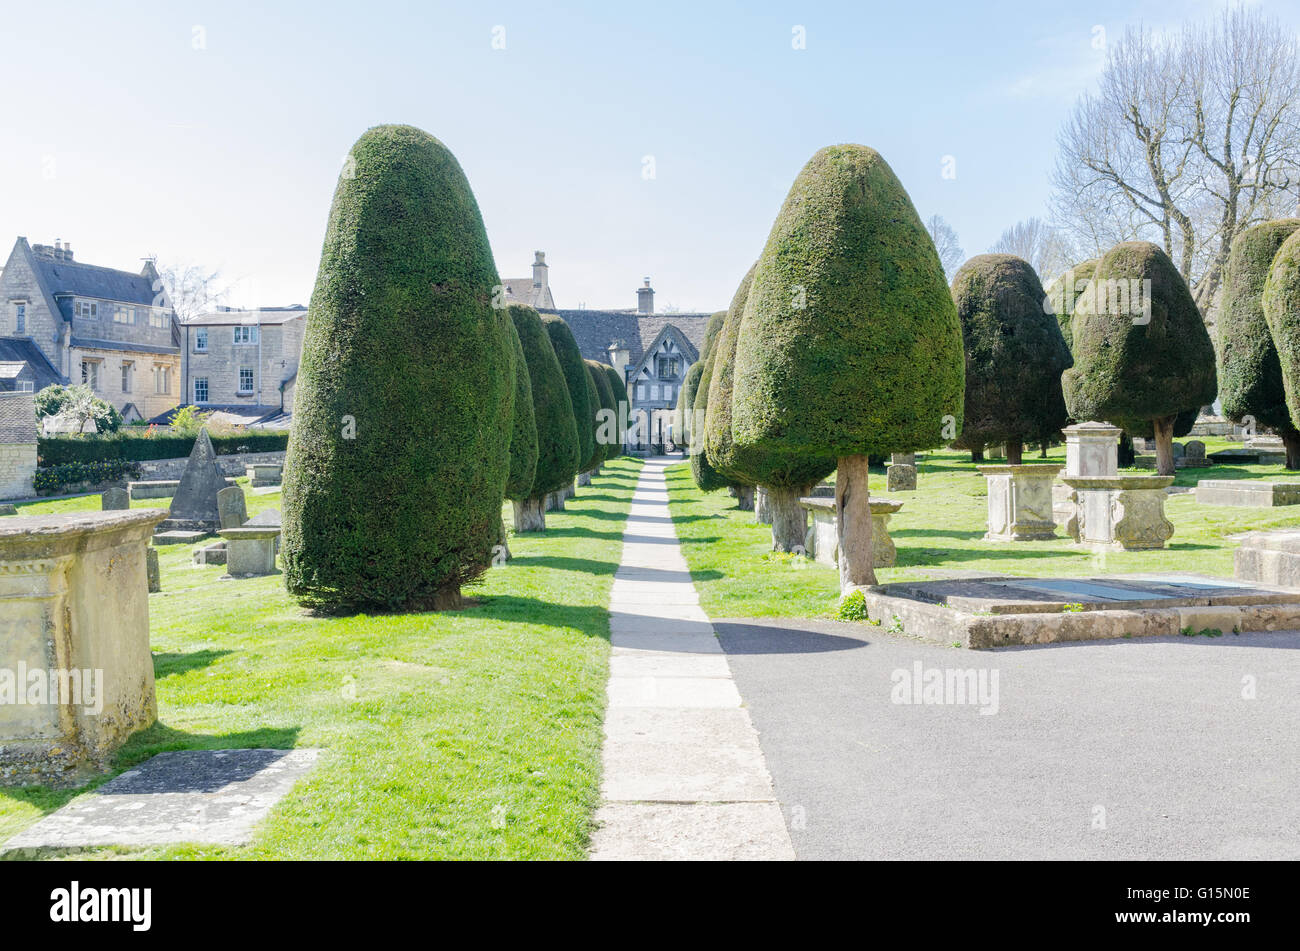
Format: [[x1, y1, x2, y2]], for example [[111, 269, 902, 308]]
[[1, 749, 319, 852], [590, 802, 795, 861]]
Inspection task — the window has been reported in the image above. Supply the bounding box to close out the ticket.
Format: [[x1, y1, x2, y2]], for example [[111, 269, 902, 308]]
[[234, 326, 259, 345], [113, 305, 136, 324], [12, 302, 25, 334], [121, 361, 134, 393], [16, 380, 33, 393], [656, 356, 680, 380], [81, 360, 100, 391], [193, 378, 209, 403], [149, 309, 168, 329], [194, 329, 208, 352], [153, 365, 170, 394], [650, 384, 660, 401], [637, 384, 646, 401], [74, 300, 98, 319], [238, 367, 255, 394]]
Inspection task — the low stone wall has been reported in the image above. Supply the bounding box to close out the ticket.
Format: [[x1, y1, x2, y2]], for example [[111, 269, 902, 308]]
[[1236, 531, 1300, 587], [0, 443, 37, 500], [134, 450, 286, 481]]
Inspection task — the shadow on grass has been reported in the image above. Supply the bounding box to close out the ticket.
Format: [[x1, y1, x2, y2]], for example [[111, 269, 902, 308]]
[[892, 528, 986, 540], [515, 526, 627, 541], [896, 546, 1091, 566], [153, 649, 234, 679], [469, 595, 613, 640], [508, 554, 618, 576]]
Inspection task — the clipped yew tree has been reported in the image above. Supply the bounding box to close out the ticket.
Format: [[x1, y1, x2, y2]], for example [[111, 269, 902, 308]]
[[542, 314, 592, 495], [1222, 220, 1300, 468], [602, 364, 628, 457], [1044, 258, 1097, 356], [576, 364, 603, 483], [1062, 241, 1216, 476], [677, 362, 703, 450], [703, 263, 759, 510], [731, 145, 964, 586], [1264, 230, 1300, 437], [283, 124, 514, 611], [510, 304, 579, 531], [585, 358, 616, 467], [949, 254, 1072, 464], [690, 344, 729, 493], [505, 321, 539, 502]]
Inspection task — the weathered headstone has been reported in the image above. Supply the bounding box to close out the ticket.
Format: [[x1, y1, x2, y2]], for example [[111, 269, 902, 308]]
[[0, 503, 16, 516], [217, 485, 248, 530], [978, 464, 1062, 541], [246, 463, 283, 487], [155, 429, 227, 535], [886, 453, 917, 492], [146, 546, 160, 593], [1179, 440, 1207, 468], [1058, 422, 1121, 538], [800, 496, 901, 568], [101, 487, 129, 510], [1062, 475, 1175, 549]]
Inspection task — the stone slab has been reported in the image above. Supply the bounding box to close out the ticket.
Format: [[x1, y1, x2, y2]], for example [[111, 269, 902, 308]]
[[1, 749, 319, 851], [1195, 479, 1300, 507], [607, 676, 743, 709], [1235, 530, 1300, 588], [152, 530, 209, 545], [589, 802, 795, 861]]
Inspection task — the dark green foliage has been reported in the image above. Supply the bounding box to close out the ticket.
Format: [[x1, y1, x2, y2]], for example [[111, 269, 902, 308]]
[[1264, 230, 1300, 431], [1043, 259, 1098, 356], [510, 305, 580, 498], [677, 362, 704, 450], [542, 314, 594, 472], [602, 364, 628, 458], [38, 429, 288, 466], [949, 254, 1072, 452], [731, 144, 964, 472], [1062, 241, 1216, 425], [505, 320, 539, 500], [1117, 408, 1199, 440], [585, 358, 616, 464], [1221, 220, 1300, 435], [702, 310, 726, 361], [577, 364, 602, 471], [282, 124, 515, 611], [33, 459, 142, 492], [690, 345, 729, 492], [703, 263, 758, 484]]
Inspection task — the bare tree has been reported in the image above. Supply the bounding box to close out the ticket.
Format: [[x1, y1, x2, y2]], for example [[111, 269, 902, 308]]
[[156, 262, 230, 323], [989, 217, 1070, 278], [1052, 7, 1300, 313], [925, 214, 964, 281]]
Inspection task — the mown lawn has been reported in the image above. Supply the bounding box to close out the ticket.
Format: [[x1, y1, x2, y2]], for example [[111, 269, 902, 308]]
[[0, 457, 641, 859], [666, 447, 1300, 619]]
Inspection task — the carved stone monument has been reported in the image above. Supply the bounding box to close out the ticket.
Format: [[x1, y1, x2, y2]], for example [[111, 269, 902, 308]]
[[1062, 474, 1175, 550], [978, 464, 1063, 541], [154, 429, 227, 540], [799, 496, 901, 568]]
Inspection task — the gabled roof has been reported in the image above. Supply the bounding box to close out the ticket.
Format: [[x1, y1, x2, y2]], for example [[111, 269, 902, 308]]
[[544, 309, 712, 372], [0, 336, 64, 390], [625, 323, 698, 382], [186, 306, 308, 326], [33, 249, 160, 307], [502, 279, 555, 310]]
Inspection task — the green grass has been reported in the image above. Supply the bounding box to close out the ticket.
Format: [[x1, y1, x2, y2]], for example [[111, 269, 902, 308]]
[[667, 449, 1300, 619], [0, 457, 642, 859]]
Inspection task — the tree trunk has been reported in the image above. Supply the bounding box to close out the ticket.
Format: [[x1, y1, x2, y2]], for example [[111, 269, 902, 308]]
[[1153, 415, 1176, 476], [577, 471, 592, 487], [836, 454, 876, 593], [767, 485, 809, 552], [564, 480, 575, 499], [513, 497, 546, 532], [1117, 432, 1135, 468], [1005, 439, 1023, 466], [755, 486, 773, 524], [545, 490, 565, 512], [1285, 430, 1300, 471], [734, 484, 755, 511], [1039, 441, 1049, 458], [971, 449, 984, 463]]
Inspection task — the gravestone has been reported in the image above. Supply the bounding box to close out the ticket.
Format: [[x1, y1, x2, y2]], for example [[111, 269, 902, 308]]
[[799, 496, 900, 568], [219, 509, 281, 577], [0, 503, 15, 516], [1058, 422, 1121, 538], [978, 464, 1062, 541], [1179, 440, 1207, 468], [886, 453, 917, 492], [1235, 530, 1300, 587], [1195, 480, 1300, 507], [217, 486, 248, 530], [146, 547, 160, 592], [1062, 475, 1175, 549], [101, 487, 129, 511], [246, 463, 283, 488], [155, 429, 226, 535]]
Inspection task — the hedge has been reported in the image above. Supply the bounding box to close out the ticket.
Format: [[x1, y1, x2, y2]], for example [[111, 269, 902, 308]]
[[38, 430, 289, 466], [33, 460, 143, 492]]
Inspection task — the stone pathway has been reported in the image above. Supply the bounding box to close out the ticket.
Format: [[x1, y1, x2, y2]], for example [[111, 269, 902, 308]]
[[589, 458, 793, 860]]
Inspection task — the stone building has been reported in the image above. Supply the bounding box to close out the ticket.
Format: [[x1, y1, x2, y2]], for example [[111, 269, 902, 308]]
[[168, 306, 307, 428], [0, 238, 182, 421], [501, 251, 557, 310], [0, 390, 38, 500], [514, 253, 712, 451]]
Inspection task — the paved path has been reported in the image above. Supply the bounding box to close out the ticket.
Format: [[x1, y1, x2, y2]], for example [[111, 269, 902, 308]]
[[719, 617, 1300, 860], [589, 458, 794, 860]]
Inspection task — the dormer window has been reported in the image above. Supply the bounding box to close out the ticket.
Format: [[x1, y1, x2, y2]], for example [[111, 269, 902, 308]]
[[74, 299, 98, 319], [656, 356, 680, 380], [113, 305, 136, 324]]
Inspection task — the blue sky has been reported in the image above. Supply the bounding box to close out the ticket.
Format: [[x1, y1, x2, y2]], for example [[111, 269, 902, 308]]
[[2, 0, 1293, 312]]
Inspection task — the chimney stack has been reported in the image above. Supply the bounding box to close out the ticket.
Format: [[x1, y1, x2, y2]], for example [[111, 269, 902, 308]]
[[532, 250, 547, 289], [63, 241, 72, 261], [637, 277, 654, 315]]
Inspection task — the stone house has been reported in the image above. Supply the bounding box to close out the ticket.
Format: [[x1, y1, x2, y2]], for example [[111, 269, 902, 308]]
[[518, 254, 711, 451], [0, 238, 182, 421], [501, 252, 557, 310], [169, 306, 307, 428], [0, 390, 38, 500]]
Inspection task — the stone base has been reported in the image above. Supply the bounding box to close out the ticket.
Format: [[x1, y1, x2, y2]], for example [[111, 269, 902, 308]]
[[153, 529, 209, 545], [1235, 531, 1300, 587], [193, 542, 228, 565], [130, 478, 236, 500], [978, 464, 1062, 541], [1196, 480, 1300, 507], [799, 496, 900, 568], [1063, 475, 1175, 550]]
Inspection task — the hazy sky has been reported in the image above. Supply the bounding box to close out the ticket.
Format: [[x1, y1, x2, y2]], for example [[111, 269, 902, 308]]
[[2, 0, 1294, 313]]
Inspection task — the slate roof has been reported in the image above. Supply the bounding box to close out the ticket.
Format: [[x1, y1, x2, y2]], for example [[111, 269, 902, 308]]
[[34, 253, 158, 306], [544, 309, 712, 371], [0, 391, 37, 443], [0, 337, 64, 390], [502, 279, 555, 310], [186, 307, 308, 326], [71, 336, 180, 356]]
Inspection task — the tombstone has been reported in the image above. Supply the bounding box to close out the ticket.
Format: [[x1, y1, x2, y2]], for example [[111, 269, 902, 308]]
[[979, 464, 1062, 540], [887, 453, 917, 492], [146, 546, 160, 593], [0, 503, 16, 516], [218, 522, 281, 578], [155, 429, 227, 535], [1178, 440, 1207, 468], [0, 509, 166, 786], [800, 496, 901, 568], [100, 487, 129, 510], [217, 486, 248, 530], [1172, 442, 1186, 461], [1058, 422, 1121, 538], [1062, 475, 1175, 549], [246, 463, 283, 488]]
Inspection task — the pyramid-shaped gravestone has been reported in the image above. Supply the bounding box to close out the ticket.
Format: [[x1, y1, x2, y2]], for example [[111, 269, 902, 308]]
[[157, 429, 227, 534]]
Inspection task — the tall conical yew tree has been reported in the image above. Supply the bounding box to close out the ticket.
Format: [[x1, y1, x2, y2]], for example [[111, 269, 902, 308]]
[[1061, 241, 1216, 476], [542, 314, 592, 498], [690, 341, 729, 493], [1221, 220, 1300, 468], [576, 364, 602, 484], [1043, 259, 1097, 357], [282, 124, 514, 611], [585, 358, 617, 467], [949, 254, 1072, 465], [731, 145, 964, 586], [1264, 230, 1300, 439], [677, 362, 703, 451], [509, 304, 578, 531], [505, 320, 539, 502], [602, 364, 629, 457], [704, 263, 759, 511]]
